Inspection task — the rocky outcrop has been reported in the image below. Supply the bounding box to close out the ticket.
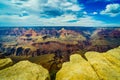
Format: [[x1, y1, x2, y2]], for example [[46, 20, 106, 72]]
[[86, 52, 120, 80], [23, 29, 38, 37], [0, 45, 37, 57], [56, 54, 99, 80], [0, 60, 50, 80], [0, 58, 13, 70], [90, 28, 120, 52], [58, 28, 86, 41], [56, 47, 120, 80]]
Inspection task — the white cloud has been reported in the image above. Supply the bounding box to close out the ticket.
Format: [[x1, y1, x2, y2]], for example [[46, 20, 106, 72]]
[[100, 3, 120, 17], [0, 15, 42, 26], [38, 15, 105, 26], [45, 14, 77, 23], [0, 0, 85, 26], [65, 5, 82, 11], [83, 11, 87, 15], [61, 2, 73, 7], [0, 0, 119, 26], [72, 16, 105, 26], [0, 13, 109, 27], [93, 12, 98, 15], [7, 0, 83, 17]]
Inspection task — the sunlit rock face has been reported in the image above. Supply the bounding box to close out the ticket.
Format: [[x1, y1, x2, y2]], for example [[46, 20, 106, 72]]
[[56, 47, 120, 80], [0, 61, 50, 80], [0, 58, 13, 70], [56, 54, 99, 80], [86, 52, 120, 80], [58, 28, 86, 41]]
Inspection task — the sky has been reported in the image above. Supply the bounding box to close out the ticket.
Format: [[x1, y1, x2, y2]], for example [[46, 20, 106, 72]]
[[0, 0, 120, 27]]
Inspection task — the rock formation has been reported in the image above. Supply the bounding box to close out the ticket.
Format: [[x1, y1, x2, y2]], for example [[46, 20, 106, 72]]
[[23, 29, 38, 37], [86, 52, 120, 80], [56, 47, 120, 80], [58, 28, 86, 41], [89, 28, 120, 52], [56, 54, 99, 80], [0, 58, 13, 70], [0, 60, 50, 80]]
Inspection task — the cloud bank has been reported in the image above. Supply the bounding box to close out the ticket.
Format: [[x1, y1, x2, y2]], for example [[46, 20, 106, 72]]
[[100, 3, 120, 17], [0, 0, 120, 26]]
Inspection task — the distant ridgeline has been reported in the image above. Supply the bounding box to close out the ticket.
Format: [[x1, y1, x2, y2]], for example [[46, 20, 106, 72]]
[[0, 27, 120, 58]]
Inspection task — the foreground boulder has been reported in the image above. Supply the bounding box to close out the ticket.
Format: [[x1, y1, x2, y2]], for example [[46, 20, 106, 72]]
[[56, 54, 99, 80], [0, 61, 50, 80], [56, 46, 120, 80], [0, 58, 13, 70], [86, 52, 120, 80]]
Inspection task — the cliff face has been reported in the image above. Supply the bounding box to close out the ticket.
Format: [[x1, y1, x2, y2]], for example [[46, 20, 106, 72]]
[[0, 60, 50, 80], [89, 29, 120, 52], [58, 28, 86, 41], [1, 28, 120, 57], [56, 47, 120, 80]]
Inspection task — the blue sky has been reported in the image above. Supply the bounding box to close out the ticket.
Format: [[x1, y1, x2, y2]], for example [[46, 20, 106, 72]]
[[0, 0, 120, 27]]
